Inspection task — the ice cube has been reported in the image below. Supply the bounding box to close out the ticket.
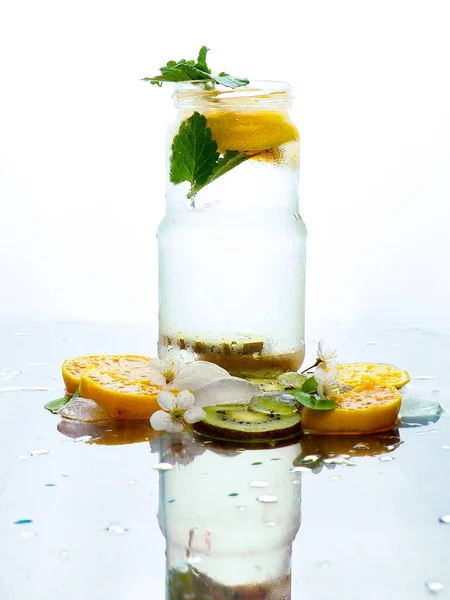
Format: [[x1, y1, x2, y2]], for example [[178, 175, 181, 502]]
[[169, 360, 231, 391], [193, 377, 258, 408], [59, 397, 111, 422]]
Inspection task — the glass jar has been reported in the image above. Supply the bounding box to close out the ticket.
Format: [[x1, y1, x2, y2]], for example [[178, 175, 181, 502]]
[[157, 81, 306, 377], [156, 433, 302, 599]]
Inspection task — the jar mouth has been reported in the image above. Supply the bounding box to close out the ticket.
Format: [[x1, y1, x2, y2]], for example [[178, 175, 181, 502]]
[[173, 80, 293, 109]]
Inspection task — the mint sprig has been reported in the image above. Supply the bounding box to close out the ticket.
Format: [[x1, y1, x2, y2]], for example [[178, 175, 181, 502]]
[[292, 390, 336, 411], [143, 47, 249, 89], [170, 112, 250, 200], [44, 387, 79, 414]]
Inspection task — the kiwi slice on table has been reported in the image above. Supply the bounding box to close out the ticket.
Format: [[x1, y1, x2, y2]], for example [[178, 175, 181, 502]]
[[249, 392, 299, 416], [193, 404, 302, 442]]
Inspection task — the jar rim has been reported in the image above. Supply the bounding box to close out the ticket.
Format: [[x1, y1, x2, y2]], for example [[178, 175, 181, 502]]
[[173, 80, 293, 109]]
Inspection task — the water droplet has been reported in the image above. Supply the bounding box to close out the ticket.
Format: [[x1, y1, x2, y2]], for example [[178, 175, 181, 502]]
[[385, 445, 396, 451], [31, 449, 49, 456], [257, 495, 278, 504], [236, 505, 247, 511], [61, 474, 69, 478], [415, 376, 437, 380], [301, 454, 321, 464], [106, 524, 127, 534], [187, 556, 201, 565], [290, 479, 302, 485], [438, 515, 450, 524], [17, 455, 31, 461], [353, 443, 370, 450], [249, 481, 270, 488], [128, 479, 137, 485], [180, 349, 188, 359], [74, 435, 92, 443], [27, 362, 49, 367], [228, 493, 239, 497], [14, 519, 33, 525], [329, 475, 341, 481], [344, 460, 357, 466], [13, 332, 30, 337], [45, 484, 56, 487], [379, 455, 394, 462], [441, 445, 450, 450], [315, 561, 331, 568], [60, 549, 69, 559], [0, 369, 21, 382], [152, 462, 173, 471], [426, 581, 444, 594], [21, 531, 37, 539], [291, 466, 309, 473], [251, 461, 262, 466], [167, 499, 176, 504], [323, 456, 346, 465], [266, 521, 277, 527], [270, 458, 281, 461]]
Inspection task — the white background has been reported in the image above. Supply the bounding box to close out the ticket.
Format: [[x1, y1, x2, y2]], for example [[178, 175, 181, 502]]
[[1, 0, 449, 326]]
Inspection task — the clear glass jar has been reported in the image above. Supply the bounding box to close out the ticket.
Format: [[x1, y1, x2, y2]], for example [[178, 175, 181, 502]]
[[156, 433, 302, 599], [157, 82, 306, 377]]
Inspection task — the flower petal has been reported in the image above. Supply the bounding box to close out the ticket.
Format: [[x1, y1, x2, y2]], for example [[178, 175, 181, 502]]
[[149, 359, 166, 373], [149, 372, 167, 387], [157, 390, 177, 411], [150, 410, 172, 431], [184, 406, 206, 423], [314, 366, 327, 384], [164, 420, 184, 433], [317, 339, 325, 359], [175, 390, 196, 409], [317, 383, 325, 399]]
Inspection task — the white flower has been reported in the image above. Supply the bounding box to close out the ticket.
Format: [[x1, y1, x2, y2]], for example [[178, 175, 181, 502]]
[[317, 340, 337, 367], [150, 390, 206, 433], [315, 366, 340, 399], [147, 359, 230, 391]]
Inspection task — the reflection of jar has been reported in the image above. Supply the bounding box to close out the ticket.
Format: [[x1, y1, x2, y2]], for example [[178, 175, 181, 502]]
[[157, 435, 302, 598], [157, 82, 307, 377]]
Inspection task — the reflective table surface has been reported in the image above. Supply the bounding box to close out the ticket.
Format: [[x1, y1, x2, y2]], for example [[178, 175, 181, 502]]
[[1, 323, 449, 599]]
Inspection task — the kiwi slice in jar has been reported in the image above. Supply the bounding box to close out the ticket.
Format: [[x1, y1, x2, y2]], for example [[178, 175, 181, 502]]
[[249, 392, 299, 416], [193, 404, 301, 442]]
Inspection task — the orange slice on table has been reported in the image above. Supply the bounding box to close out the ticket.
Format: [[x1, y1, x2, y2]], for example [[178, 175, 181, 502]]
[[301, 385, 402, 435], [79, 364, 171, 421], [206, 111, 299, 153], [62, 354, 150, 395], [335, 363, 410, 389]]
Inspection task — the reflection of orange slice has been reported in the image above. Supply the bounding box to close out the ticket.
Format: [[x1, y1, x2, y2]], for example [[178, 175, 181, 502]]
[[62, 355, 150, 395], [335, 363, 410, 389], [206, 111, 299, 152], [79, 365, 168, 421], [302, 385, 402, 435]]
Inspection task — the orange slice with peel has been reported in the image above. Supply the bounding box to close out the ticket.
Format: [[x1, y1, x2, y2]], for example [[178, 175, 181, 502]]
[[335, 363, 410, 389], [301, 385, 402, 435], [62, 354, 150, 395], [79, 364, 172, 421], [206, 111, 299, 153]]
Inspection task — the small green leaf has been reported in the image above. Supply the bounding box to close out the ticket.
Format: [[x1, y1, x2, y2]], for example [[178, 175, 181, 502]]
[[301, 376, 318, 393], [170, 112, 219, 193], [195, 46, 211, 73], [214, 73, 250, 88], [187, 150, 249, 199], [292, 391, 336, 411], [44, 387, 79, 414]]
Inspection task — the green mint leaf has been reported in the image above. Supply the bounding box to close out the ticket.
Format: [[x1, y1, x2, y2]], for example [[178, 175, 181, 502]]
[[142, 48, 248, 89], [170, 112, 219, 194], [44, 387, 79, 414], [195, 46, 211, 74], [301, 376, 318, 393], [214, 73, 250, 88], [292, 391, 336, 411], [187, 150, 249, 199]]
